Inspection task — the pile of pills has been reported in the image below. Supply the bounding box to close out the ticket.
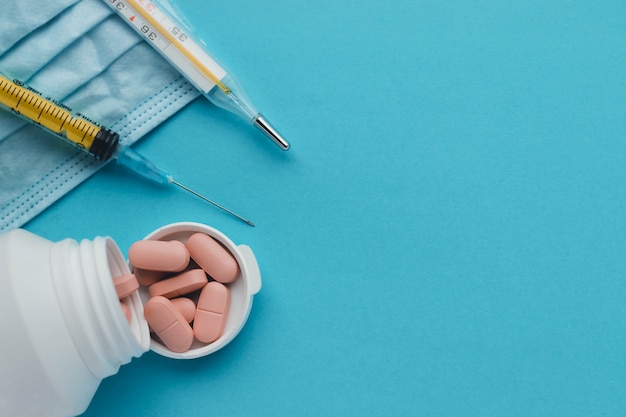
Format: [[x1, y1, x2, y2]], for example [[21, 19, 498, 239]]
[[115, 232, 240, 353]]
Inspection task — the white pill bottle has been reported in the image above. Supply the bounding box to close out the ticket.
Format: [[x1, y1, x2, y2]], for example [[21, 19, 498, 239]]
[[0, 223, 261, 417]]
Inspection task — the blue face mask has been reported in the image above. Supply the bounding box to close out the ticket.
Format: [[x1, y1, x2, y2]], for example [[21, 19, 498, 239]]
[[0, 0, 201, 232]]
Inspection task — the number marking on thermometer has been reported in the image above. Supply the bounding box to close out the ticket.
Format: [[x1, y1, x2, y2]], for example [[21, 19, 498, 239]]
[[106, 0, 229, 94]]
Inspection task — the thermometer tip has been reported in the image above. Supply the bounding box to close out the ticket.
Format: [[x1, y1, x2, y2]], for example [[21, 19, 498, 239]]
[[254, 115, 290, 150]]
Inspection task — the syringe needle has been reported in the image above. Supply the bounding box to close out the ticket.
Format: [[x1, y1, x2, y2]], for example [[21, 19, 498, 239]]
[[0, 74, 256, 226], [114, 147, 254, 226], [169, 179, 255, 227]]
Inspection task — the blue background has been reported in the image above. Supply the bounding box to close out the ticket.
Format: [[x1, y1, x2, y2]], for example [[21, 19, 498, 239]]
[[23, 0, 626, 415]]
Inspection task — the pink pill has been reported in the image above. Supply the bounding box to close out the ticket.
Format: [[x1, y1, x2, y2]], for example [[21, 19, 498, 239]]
[[187, 233, 240, 283], [134, 268, 167, 287], [194, 281, 230, 344], [144, 296, 194, 353], [147, 298, 196, 332], [128, 240, 190, 272], [170, 297, 196, 323], [113, 274, 139, 299], [148, 269, 208, 299], [120, 302, 132, 323]]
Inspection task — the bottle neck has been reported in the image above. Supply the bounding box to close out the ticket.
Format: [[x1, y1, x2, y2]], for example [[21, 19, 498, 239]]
[[49, 236, 150, 379]]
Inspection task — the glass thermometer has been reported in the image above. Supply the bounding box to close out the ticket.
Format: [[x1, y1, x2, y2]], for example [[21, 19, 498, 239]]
[[104, 0, 290, 150]]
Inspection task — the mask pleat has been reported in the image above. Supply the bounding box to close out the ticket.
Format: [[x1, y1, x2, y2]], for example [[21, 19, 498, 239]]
[[0, 0, 80, 56], [27, 15, 142, 101], [0, 0, 113, 81], [66, 43, 193, 126]]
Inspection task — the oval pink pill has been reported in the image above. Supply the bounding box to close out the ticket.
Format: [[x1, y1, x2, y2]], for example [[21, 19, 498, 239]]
[[170, 297, 196, 323], [194, 281, 230, 344], [128, 240, 190, 272], [144, 296, 194, 353], [187, 233, 239, 283], [113, 274, 139, 299], [148, 269, 208, 299], [134, 268, 167, 287]]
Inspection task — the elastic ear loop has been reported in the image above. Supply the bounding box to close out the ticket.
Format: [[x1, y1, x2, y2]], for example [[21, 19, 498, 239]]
[[0, 76, 199, 233]]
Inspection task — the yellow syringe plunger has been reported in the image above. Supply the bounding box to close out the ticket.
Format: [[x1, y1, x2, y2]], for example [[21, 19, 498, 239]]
[[0, 75, 120, 160]]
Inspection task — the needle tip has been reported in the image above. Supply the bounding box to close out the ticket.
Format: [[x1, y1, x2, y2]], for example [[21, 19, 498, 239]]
[[170, 179, 255, 227]]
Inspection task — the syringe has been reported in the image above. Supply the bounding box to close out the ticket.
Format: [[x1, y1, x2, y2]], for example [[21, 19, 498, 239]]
[[104, 0, 290, 151], [0, 74, 254, 227]]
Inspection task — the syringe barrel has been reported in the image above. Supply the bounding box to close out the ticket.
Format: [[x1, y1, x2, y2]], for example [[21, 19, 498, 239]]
[[0, 74, 120, 161]]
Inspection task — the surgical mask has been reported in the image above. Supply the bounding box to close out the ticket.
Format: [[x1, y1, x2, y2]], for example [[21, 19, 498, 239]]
[[0, 0, 201, 232]]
